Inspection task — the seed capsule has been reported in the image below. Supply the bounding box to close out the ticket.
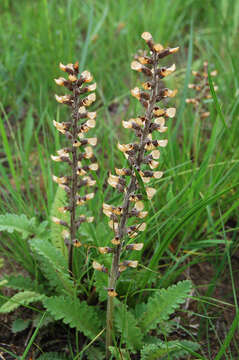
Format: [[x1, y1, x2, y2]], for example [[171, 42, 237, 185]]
[[117, 142, 138, 153], [108, 173, 126, 189], [144, 139, 168, 150], [58, 184, 71, 193], [54, 77, 67, 86], [58, 206, 70, 213], [77, 193, 94, 205], [108, 220, 119, 231], [119, 260, 138, 272], [62, 229, 70, 240], [127, 223, 146, 237], [51, 154, 70, 162], [157, 64, 176, 77], [137, 56, 153, 65], [53, 120, 71, 134], [76, 216, 94, 227], [57, 148, 71, 156], [162, 88, 178, 98], [111, 237, 120, 245], [129, 194, 143, 202], [98, 247, 113, 254], [55, 94, 73, 105], [68, 74, 78, 82], [201, 111, 210, 118], [131, 61, 152, 76], [185, 98, 199, 105], [140, 170, 163, 183], [126, 243, 144, 251], [52, 175, 68, 184], [73, 240, 82, 247], [153, 43, 164, 52], [79, 176, 96, 187], [59, 62, 75, 74], [146, 187, 156, 200], [81, 93, 96, 107], [93, 261, 108, 273], [107, 288, 117, 297], [87, 83, 97, 91], [51, 217, 69, 227], [73, 137, 97, 147], [115, 168, 132, 176], [81, 70, 93, 83]]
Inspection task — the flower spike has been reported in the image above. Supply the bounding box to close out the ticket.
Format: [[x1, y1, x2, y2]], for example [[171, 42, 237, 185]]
[[52, 62, 98, 273]]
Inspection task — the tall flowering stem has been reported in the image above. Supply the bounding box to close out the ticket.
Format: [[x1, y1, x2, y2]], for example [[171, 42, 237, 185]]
[[93, 33, 179, 358], [51, 62, 98, 273], [186, 61, 218, 119], [186, 61, 218, 160]]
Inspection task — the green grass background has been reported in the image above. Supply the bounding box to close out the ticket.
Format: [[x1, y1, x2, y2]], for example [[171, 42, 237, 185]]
[[0, 0, 239, 358]]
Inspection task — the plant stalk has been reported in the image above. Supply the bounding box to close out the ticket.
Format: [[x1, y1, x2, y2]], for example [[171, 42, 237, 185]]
[[69, 86, 79, 275], [105, 53, 158, 358]]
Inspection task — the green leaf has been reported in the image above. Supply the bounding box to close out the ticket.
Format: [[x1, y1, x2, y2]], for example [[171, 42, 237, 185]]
[[85, 347, 105, 360], [208, 68, 227, 129], [30, 237, 74, 294], [139, 280, 192, 333], [43, 295, 102, 340], [50, 186, 69, 258], [109, 347, 131, 360], [114, 302, 143, 351], [4, 274, 44, 293], [94, 271, 108, 302], [0, 291, 45, 313], [141, 340, 200, 359], [0, 213, 37, 239], [12, 318, 31, 333]]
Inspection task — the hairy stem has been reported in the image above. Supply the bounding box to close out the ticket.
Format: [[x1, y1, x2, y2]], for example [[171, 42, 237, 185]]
[[69, 87, 79, 274]]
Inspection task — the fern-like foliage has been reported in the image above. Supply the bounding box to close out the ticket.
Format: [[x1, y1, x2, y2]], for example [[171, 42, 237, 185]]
[[0, 291, 45, 313], [139, 280, 192, 333], [109, 347, 131, 360], [141, 340, 200, 359], [50, 186, 69, 258], [94, 271, 108, 302], [114, 301, 143, 352], [0, 213, 46, 239], [85, 347, 105, 360], [37, 352, 70, 360], [4, 274, 44, 293], [43, 295, 102, 340], [30, 237, 74, 295]]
